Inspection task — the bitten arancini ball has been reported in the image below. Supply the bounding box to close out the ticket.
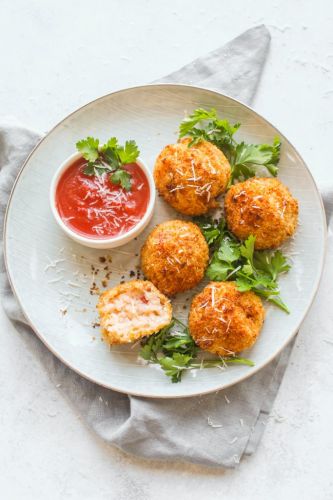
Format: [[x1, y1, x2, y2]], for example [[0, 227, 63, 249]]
[[224, 177, 298, 249], [154, 138, 231, 216], [189, 282, 265, 356], [141, 220, 209, 296], [97, 280, 172, 345]]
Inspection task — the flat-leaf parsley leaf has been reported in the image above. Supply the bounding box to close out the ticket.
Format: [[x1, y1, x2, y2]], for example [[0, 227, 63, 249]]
[[179, 108, 281, 183], [76, 136, 140, 191], [195, 217, 291, 313], [110, 169, 132, 191], [76, 137, 99, 162], [139, 317, 254, 383]]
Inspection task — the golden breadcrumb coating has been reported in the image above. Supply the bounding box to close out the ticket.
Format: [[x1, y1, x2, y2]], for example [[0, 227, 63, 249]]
[[154, 138, 231, 215], [97, 280, 172, 345], [141, 220, 209, 296], [224, 177, 298, 249], [189, 281, 264, 355]]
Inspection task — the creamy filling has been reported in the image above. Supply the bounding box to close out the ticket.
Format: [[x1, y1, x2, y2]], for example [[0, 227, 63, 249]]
[[100, 289, 169, 340]]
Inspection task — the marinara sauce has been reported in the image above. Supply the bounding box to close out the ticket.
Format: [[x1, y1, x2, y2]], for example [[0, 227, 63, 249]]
[[55, 157, 150, 239]]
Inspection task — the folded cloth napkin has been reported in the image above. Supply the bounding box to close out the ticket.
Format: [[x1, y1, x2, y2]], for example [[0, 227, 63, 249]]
[[0, 25, 313, 468]]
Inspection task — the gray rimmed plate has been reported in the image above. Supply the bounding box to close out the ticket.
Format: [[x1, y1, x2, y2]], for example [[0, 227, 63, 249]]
[[4, 84, 326, 398]]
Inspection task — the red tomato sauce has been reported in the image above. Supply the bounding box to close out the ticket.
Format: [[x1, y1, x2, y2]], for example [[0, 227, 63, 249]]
[[55, 157, 150, 239]]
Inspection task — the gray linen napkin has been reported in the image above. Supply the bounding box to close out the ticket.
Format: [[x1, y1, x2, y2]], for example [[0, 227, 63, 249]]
[[0, 25, 299, 468]]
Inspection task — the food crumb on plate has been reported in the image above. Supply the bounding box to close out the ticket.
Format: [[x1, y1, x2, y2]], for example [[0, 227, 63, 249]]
[[90, 282, 100, 295], [207, 416, 223, 428]]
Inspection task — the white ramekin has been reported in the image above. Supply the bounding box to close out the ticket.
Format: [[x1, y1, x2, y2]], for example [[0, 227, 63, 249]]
[[50, 152, 155, 249]]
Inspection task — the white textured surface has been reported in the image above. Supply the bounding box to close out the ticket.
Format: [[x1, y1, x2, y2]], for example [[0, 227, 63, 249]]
[[1, 0, 333, 498]]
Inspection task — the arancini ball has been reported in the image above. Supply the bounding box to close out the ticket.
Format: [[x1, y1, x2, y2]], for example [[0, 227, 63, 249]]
[[189, 281, 265, 356], [154, 138, 231, 216], [141, 220, 209, 296], [224, 177, 298, 249], [97, 280, 172, 345]]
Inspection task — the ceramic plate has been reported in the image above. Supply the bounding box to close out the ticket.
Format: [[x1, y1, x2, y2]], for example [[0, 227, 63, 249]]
[[4, 84, 326, 398]]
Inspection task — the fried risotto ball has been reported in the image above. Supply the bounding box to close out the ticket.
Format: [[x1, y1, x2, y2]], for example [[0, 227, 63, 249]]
[[189, 282, 265, 356], [154, 138, 231, 216], [224, 177, 298, 249], [97, 280, 172, 345], [141, 220, 209, 296]]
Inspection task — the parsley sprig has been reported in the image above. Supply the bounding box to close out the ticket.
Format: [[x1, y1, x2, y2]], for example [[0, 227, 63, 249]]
[[76, 136, 140, 191], [195, 217, 291, 313], [179, 108, 281, 183], [140, 318, 254, 383]]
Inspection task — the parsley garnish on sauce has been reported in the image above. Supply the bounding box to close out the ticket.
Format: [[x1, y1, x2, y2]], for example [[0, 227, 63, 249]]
[[179, 108, 281, 183], [195, 217, 291, 313], [140, 318, 254, 383], [76, 136, 140, 191]]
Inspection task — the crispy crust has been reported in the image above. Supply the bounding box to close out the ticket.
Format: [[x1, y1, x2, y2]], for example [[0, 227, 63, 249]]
[[154, 138, 231, 216], [141, 220, 209, 296], [97, 280, 172, 345], [224, 177, 298, 249], [189, 281, 265, 355]]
